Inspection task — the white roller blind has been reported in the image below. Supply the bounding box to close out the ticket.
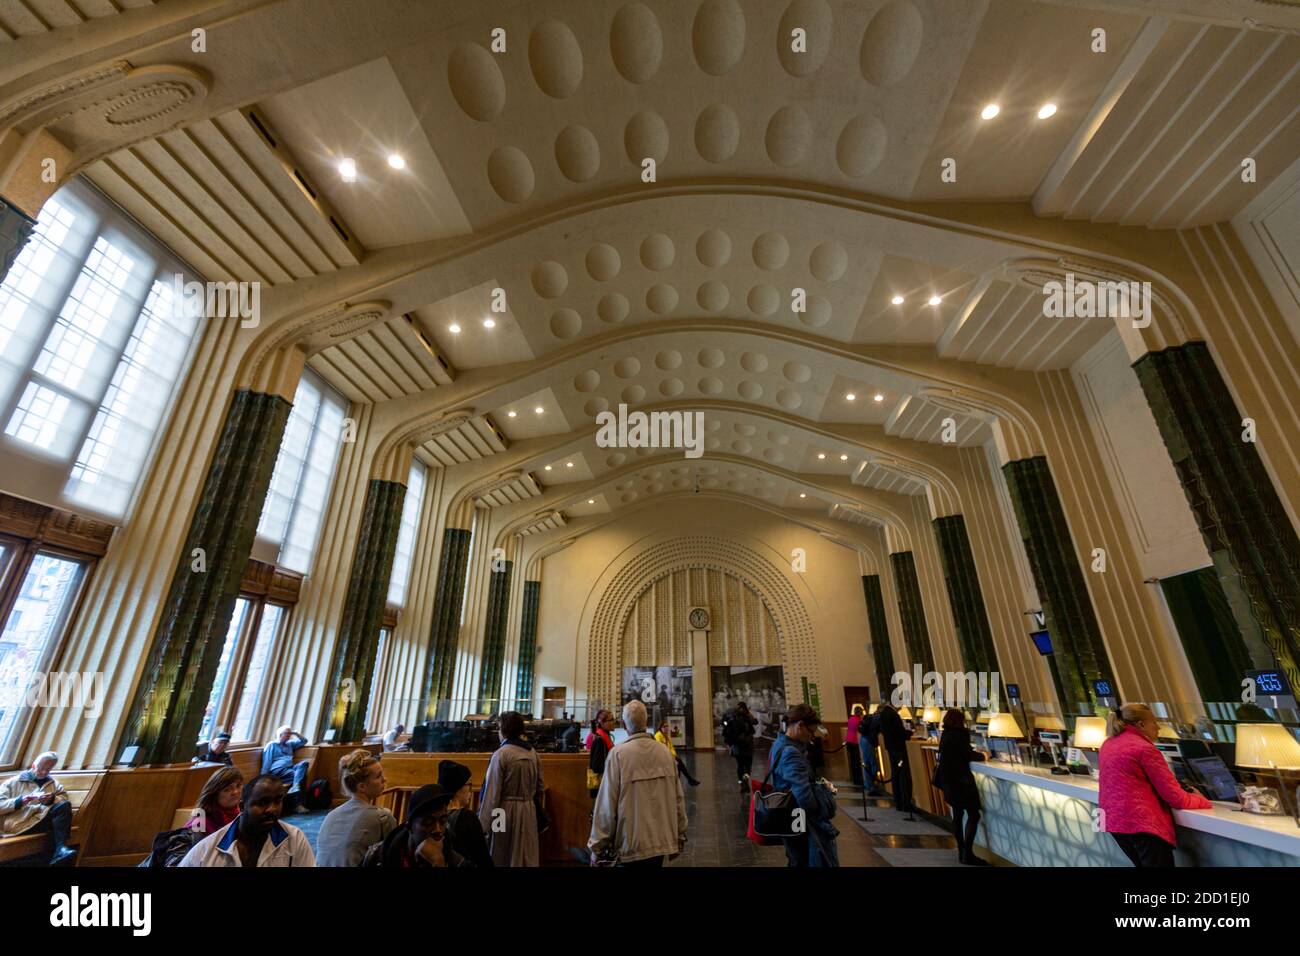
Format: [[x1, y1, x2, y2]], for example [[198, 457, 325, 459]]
[[387, 459, 427, 606]]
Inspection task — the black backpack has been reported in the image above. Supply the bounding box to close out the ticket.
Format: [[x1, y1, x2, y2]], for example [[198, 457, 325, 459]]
[[138, 824, 201, 867], [303, 778, 332, 812]]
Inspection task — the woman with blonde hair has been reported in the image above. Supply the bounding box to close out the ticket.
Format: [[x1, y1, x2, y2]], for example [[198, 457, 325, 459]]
[[316, 749, 396, 866], [1098, 703, 1212, 867]]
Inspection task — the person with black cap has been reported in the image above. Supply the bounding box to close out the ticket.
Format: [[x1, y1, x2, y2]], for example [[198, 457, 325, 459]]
[[361, 784, 465, 868], [193, 731, 234, 766], [439, 759, 492, 867], [768, 703, 840, 867]]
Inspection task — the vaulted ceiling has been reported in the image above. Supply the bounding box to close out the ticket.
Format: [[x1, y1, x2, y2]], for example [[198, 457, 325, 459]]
[[10, 0, 1299, 541]]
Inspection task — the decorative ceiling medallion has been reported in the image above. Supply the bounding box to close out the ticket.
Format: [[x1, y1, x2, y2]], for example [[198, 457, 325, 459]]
[[297, 300, 391, 349], [102, 79, 195, 127], [0, 61, 130, 128], [417, 408, 476, 442]]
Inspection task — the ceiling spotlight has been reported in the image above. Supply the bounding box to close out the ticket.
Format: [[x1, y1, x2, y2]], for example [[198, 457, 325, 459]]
[[799, 493, 807, 499], [873, 393, 884, 402], [565, 461, 574, 468], [448, 323, 461, 334], [338, 157, 357, 181], [817, 453, 826, 460], [928, 295, 942, 306], [840, 454, 848, 461], [534, 406, 544, 414], [544, 465, 552, 471], [387, 153, 406, 169], [482, 317, 496, 329], [507, 410, 517, 418], [587, 499, 594, 505], [891, 295, 905, 305], [980, 104, 1000, 120], [1037, 103, 1058, 120], [845, 392, 856, 402]]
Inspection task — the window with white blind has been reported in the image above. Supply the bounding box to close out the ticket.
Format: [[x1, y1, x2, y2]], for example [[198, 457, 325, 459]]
[[255, 368, 347, 575], [0, 179, 200, 521], [386, 459, 426, 606]]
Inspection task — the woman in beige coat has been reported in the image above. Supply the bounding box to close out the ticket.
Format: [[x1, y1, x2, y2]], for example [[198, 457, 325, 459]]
[[478, 711, 545, 866]]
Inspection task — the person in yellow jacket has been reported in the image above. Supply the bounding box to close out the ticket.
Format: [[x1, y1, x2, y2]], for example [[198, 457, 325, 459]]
[[654, 720, 700, 787]]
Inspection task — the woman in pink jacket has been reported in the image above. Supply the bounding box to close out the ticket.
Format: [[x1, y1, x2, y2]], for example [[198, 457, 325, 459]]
[[1098, 703, 1212, 867]]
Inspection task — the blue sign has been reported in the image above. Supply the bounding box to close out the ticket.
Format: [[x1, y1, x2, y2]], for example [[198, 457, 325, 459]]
[[1093, 679, 1114, 698], [1006, 683, 1020, 701], [1247, 669, 1293, 698]]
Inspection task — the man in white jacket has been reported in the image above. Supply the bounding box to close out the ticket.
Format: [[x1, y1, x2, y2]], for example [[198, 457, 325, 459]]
[[588, 700, 687, 867], [179, 774, 315, 867]]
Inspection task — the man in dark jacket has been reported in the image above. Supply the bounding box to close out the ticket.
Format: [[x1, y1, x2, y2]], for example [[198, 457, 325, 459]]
[[876, 703, 915, 813], [767, 704, 839, 867], [723, 702, 758, 790], [362, 784, 465, 868], [193, 731, 233, 766]]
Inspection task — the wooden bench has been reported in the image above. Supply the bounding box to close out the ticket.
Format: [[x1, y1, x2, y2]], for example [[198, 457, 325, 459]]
[[0, 770, 105, 865]]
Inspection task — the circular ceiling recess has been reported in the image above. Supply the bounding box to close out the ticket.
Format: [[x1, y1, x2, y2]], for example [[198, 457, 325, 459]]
[[660, 378, 685, 397], [777, 387, 803, 409], [697, 280, 730, 312], [810, 241, 848, 281], [487, 146, 535, 203], [573, 369, 601, 393], [698, 348, 726, 369], [696, 229, 732, 267], [738, 381, 763, 400], [778, 0, 832, 76], [622, 384, 646, 404], [801, 294, 831, 327], [837, 114, 888, 177], [655, 349, 683, 370], [753, 232, 790, 270], [640, 233, 676, 270], [610, 3, 664, 84], [598, 292, 630, 323], [740, 351, 769, 373], [765, 105, 813, 167], [555, 124, 601, 182], [695, 103, 741, 162], [586, 397, 611, 417], [748, 284, 780, 316], [549, 308, 582, 339], [530, 20, 584, 98], [447, 43, 505, 120], [625, 110, 669, 164], [531, 259, 568, 298], [586, 242, 622, 281], [614, 356, 641, 378], [693, 0, 747, 76], [783, 361, 812, 383], [699, 377, 724, 395], [861, 0, 924, 88], [646, 284, 679, 314]]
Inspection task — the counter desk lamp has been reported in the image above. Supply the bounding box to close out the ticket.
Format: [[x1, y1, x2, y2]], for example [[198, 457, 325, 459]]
[[1071, 716, 1108, 778], [1234, 723, 1300, 827], [986, 712, 1025, 764], [922, 706, 942, 737], [1035, 715, 1068, 773]]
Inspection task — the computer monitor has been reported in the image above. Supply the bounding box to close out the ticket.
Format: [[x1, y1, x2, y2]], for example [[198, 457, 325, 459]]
[[1188, 756, 1240, 802], [1030, 630, 1053, 655]]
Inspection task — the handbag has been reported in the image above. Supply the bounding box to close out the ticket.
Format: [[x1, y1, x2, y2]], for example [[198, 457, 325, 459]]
[[534, 793, 550, 834], [750, 761, 800, 839], [746, 776, 780, 846]]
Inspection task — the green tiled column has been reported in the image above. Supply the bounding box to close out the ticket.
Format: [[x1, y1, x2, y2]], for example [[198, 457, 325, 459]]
[[1, 195, 36, 285], [319, 478, 406, 743], [1002, 456, 1114, 715], [1134, 341, 1300, 689], [889, 551, 936, 673], [514, 580, 541, 703], [419, 526, 472, 719], [476, 560, 513, 710], [862, 574, 895, 699], [116, 389, 291, 765], [933, 514, 1001, 675]]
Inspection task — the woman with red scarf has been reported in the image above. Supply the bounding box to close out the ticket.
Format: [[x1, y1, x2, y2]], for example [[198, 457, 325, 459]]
[[587, 710, 616, 799]]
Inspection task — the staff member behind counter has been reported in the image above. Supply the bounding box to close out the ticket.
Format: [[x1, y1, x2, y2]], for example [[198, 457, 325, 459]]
[[1099, 703, 1212, 867]]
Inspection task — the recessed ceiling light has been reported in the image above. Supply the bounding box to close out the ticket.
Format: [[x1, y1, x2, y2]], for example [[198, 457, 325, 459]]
[[840, 454, 848, 461], [845, 392, 856, 401], [507, 410, 517, 418], [817, 453, 826, 460], [928, 295, 942, 306], [448, 323, 461, 334], [1037, 103, 1057, 120], [544, 465, 552, 471], [891, 295, 905, 305], [587, 499, 594, 505], [799, 493, 807, 499], [980, 104, 1000, 120], [338, 157, 357, 181], [566, 461, 574, 468], [482, 317, 496, 329], [873, 393, 884, 402], [387, 153, 406, 169], [534, 406, 544, 414]]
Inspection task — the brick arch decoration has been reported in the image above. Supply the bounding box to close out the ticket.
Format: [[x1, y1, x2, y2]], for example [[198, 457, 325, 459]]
[[585, 535, 819, 712]]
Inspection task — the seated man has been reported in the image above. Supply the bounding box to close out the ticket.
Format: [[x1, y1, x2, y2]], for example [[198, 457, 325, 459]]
[[179, 774, 315, 867], [362, 784, 464, 868], [260, 725, 310, 794], [382, 723, 409, 753], [0, 751, 76, 865], [193, 731, 234, 765]]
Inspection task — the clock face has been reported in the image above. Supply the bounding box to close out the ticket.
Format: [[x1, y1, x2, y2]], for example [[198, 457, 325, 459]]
[[688, 608, 710, 629]]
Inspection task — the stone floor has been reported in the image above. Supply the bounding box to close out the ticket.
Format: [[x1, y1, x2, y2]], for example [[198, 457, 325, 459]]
[[294, 749, 986, 868]]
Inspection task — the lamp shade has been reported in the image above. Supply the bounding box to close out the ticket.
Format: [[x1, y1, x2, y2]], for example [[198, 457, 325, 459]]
[[986, 713, 1024, 739], [922, 707, 941, 724], [868, 704, 879, 714], [975, 710, 992, 724], [1073, 716, 1107, 749], [898, 706, 914, 720], [1035, 715, 1067, 732], [1156, 722, 1179, 740], [1235, 723, 1300, 769]]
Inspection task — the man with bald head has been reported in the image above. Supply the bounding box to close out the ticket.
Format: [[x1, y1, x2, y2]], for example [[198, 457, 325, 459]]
[[588, 699, 687, 867]]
